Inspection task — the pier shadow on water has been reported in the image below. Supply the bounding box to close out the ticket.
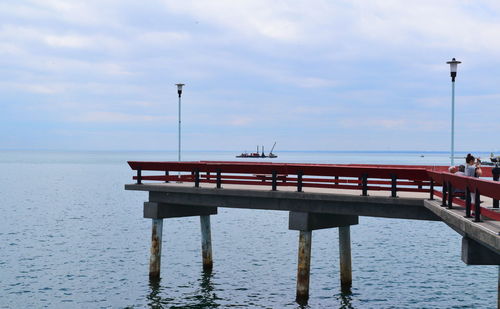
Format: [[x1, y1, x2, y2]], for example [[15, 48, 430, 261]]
[[146, 269, 220, 309]]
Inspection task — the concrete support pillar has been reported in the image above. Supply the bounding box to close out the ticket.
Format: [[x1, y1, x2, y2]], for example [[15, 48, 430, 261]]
[[200, 215, 213, 270], [149, 218, 163, 279], [296, 230, 312, 304], [338, 225, 352, 289], [289, 212, 358, 302]]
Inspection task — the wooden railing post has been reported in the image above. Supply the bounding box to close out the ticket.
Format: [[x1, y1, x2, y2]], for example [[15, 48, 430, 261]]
[[441, 180, 448, 207], [493, 166, 500, 208], [465, 187, 472, 218], [137, 169, 142, 184], [216, 170, 222, 189], [194, 170, 200, 187], [361, 174, 368, 196], [447, 182, 454, 209], [390, 174, 397, 198], [297, 171, 303, 192], [474, 188, 481, 222], [429, 179, 434, 200]]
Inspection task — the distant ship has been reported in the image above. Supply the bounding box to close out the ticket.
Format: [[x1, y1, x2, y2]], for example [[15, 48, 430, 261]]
[[490, 153, 500, 163], [236, 142, 278, 158], [472, 153, 500, 166]]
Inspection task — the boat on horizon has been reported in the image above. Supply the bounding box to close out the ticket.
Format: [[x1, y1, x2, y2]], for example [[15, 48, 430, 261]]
[[490, 153, 500, 164], [236, 143, 278, 158]]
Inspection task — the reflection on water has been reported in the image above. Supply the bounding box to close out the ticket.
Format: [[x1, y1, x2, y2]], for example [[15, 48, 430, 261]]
[[147, 270, 220, 309], [294, 286, 354, 309], [196, 269, 219, 308], [1, 150, 497, 308], [337, 287, 354, 309], [190, 269, 220, 308], [147, 278, 166, 309]]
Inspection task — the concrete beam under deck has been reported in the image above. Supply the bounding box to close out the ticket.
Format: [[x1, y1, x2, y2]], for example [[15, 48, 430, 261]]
[[289, 212, 359, 231], [144, 202, 217, 219], [424, 199, 500, 258], [125, 183, 440, 221], [462, 237, 500, 265]]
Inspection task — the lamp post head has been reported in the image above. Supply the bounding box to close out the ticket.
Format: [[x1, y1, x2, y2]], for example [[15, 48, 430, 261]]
[[446, 58, 461, 82], [176, 83, 185, 97]]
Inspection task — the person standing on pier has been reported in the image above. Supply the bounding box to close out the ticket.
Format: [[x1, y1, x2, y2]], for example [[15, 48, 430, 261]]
[[465, 154, 482, 203], [449, 165, 465, 175], [465, 154, 482, 178], [449, 165, 466, 197]]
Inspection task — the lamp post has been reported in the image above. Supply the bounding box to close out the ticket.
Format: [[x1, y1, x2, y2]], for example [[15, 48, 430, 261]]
[[176, 83, 185, 163], [446, 58, 461, 166]]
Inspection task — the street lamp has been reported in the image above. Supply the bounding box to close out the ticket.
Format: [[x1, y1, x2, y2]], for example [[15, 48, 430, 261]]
[[446, 58, 461, 166], [176, 83, 185, 163]]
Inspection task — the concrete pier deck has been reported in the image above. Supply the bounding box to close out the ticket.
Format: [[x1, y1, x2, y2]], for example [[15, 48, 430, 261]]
[[125, 161, 500, 306], [126, 182, 500, 254]]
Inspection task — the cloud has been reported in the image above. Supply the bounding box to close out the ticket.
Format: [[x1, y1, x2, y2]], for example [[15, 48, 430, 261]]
[[163, 0, 303, 42], [43, 34, 93, 48], [0, 25, 125, 52], [227, 116, 253, 126], [339, 118, 407, 129], [70, 111, 173, 123], [138, 31, 191, 45], [162, 0, 500, 59], [0, 81, 68, 94], [27, 0, 121, 27], [3, 0, 500, 150]]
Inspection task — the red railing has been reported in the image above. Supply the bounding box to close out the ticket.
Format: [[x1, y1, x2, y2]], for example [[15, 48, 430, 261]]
[[427, 170, 500, 221], [127, 161, 500, 221]]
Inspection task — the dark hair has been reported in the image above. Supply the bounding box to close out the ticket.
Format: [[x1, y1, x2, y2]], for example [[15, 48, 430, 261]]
[[459, 165, 465, 172], [466, 153, 475, 164]]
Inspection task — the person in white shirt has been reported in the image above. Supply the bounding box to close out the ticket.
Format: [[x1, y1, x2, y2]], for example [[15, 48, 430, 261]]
[[464, 154, 482, 202], [449, 165, 466, 197], [465, 153, 482, 178]]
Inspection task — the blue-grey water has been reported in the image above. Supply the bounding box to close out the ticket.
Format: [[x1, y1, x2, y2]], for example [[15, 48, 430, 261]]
[[0, 150, 497, 308]]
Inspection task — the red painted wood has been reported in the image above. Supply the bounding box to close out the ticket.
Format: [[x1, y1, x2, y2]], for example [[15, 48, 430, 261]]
[[433, 190, 500, 221], [128, 160, 499, 220]]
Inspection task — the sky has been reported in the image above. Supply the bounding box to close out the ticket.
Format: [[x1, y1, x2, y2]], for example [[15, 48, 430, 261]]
[[1, 0, 500, 152]]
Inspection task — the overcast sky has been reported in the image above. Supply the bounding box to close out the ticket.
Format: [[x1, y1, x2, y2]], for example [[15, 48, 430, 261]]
[[1, 0, 500, 151]]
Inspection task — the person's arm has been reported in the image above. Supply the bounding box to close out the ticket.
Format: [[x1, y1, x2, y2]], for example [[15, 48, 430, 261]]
[[475, 167, 483, 177], [475, 161, 483, 177]]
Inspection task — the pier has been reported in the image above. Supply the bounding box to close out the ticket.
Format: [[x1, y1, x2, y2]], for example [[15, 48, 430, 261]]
[[125, 161, 500, 306]]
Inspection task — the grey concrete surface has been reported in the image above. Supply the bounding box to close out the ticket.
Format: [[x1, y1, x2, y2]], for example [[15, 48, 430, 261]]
[[462, 237, 500, 265], [424, 199, 500, 257], [125, 184, 440, 221], [288, 212, 358, 231], [126, 182, 500, 263], [143, 202, 217, 219]]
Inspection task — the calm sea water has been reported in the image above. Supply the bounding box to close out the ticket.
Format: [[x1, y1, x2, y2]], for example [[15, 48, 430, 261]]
[[0, 150, 497, 309]]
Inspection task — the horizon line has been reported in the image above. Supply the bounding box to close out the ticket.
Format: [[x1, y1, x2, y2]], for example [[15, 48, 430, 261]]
[[0, 148, 497, 154]]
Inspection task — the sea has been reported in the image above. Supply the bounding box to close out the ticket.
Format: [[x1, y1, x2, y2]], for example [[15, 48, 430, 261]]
[[0, 150, 497, 309]]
